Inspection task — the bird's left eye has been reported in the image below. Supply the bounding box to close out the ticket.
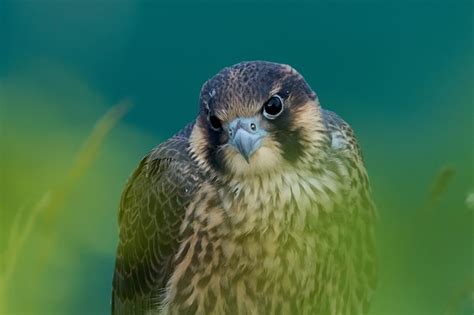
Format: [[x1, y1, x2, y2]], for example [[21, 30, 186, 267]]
[[263, 95, 284, 120]]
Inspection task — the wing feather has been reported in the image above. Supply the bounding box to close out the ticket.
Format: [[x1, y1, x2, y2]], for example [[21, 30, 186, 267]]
[[322, 108, 378, 314], [112, 124, 199, 314]]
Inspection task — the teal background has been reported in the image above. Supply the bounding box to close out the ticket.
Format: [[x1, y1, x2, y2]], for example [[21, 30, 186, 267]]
[[0, 1, 472, 314]]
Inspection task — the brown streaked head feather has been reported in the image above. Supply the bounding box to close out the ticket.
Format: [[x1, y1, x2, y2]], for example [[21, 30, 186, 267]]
[[199, 61, 316, 121]]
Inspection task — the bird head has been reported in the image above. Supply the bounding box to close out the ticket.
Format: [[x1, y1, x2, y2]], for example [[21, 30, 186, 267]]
[[190, 61, 327, 179]]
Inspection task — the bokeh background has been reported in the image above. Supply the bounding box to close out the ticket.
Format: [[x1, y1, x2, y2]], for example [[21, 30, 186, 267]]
[[0, 0, 472, 314]]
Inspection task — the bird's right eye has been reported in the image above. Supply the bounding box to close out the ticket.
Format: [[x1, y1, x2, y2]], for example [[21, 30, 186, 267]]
[[263, 95, 284, 119], [209, 115, 222, 131]]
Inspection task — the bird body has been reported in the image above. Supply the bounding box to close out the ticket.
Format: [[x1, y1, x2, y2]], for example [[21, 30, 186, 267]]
[[112, 61, 377, 315]]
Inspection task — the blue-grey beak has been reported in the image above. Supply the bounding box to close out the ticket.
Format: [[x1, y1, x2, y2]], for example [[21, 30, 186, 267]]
[[228, 117, 267, 163]]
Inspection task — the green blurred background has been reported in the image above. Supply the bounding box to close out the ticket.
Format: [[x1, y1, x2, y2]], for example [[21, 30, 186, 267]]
[[0, 1, 472, 314]]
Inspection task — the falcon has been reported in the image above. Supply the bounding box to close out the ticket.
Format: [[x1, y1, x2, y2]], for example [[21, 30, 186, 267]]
[[112, 61, 377, 315]]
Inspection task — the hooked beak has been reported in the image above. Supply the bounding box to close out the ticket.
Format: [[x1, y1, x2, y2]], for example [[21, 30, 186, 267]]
[[228, 117, 267, 163]]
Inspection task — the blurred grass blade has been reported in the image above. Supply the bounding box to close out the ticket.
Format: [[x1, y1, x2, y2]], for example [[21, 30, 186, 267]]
[[0, 100, 132, 311], [428, 166, 456, 205], [418, 166, 456, 215]]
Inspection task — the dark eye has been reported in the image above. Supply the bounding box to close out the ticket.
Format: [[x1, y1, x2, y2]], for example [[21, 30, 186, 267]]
[[209, 115, 222, 131], [263, 95, 284, 119]]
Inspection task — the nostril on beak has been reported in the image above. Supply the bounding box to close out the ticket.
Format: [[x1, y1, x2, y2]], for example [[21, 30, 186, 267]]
[[228, 118, 261, 137]]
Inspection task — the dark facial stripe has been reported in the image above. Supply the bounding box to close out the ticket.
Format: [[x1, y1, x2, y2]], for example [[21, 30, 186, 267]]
[[269, 110, 305, 164], [200, 116, 227, 173]]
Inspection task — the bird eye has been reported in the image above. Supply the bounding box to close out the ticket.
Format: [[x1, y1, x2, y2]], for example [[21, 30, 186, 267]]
[[209, 115, 222, 131], [263, 95, 284, 119]]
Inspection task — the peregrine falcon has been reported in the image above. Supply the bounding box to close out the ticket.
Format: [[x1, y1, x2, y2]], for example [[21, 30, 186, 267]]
[[112, 61, 377, 315]]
